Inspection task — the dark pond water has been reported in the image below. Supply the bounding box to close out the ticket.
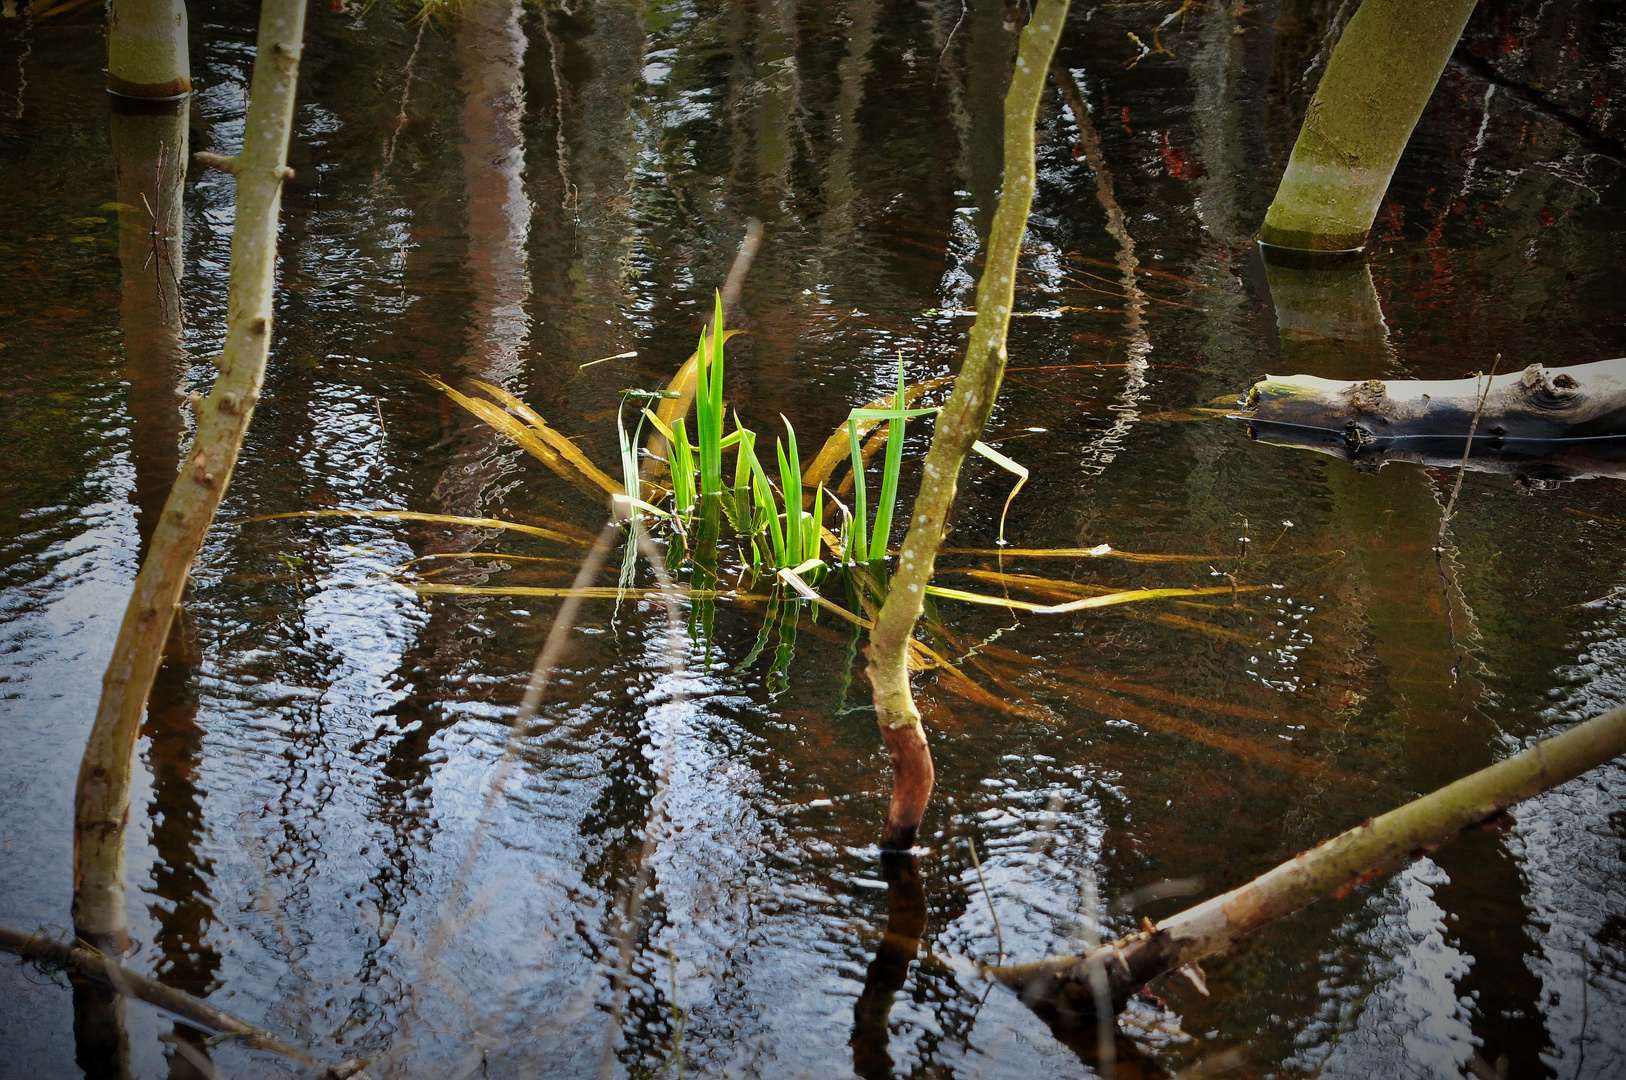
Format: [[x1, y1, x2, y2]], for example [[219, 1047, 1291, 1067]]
[[3, 1, 1626, 1077]]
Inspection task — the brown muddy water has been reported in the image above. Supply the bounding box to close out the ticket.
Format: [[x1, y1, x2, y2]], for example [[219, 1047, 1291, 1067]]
[[3, 2, 1626, 1077]]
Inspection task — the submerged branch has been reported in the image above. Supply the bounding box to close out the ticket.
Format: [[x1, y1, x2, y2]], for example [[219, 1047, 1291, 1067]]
[[992, 705, 1626, 1020], [0, 925, 363, 1078]]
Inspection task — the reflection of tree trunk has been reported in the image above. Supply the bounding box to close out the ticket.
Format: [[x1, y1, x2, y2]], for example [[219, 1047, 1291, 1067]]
[[1263, 250, 1552, 1066], [961, 0, 1020, 239], [142, 659, 221, 1080], [111, 101, 188, 559], [102, 10, 202, 1077], [809, 0, 875, 276], [557, 0, 642, 361], [432, 0, 532, 524], [850, 852, 926, 1080], [72, 978, 132, 1080], [1050, 60, 1150, 483]]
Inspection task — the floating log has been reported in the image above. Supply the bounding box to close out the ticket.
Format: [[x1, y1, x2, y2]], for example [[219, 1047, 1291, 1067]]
[[1231, 359, 1626, 480]]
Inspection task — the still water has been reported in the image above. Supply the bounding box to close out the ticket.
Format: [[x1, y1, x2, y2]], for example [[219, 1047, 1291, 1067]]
[[2, 1, 1625, 1076]]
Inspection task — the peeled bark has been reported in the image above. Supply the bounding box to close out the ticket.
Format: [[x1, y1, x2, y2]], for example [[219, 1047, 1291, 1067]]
[[865, 0, 1071, 850], [993, 705, 1626, 1020], [74, 0, 306, 955], [1259, 0, 1478, 250], [1234, 359, 1626, 479]]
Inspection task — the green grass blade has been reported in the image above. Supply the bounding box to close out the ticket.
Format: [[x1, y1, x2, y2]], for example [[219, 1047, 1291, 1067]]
[[847, 419, 869, 563], [743, 435, 786, 565], [776, 436, 801, 568], [870, 360, 909, 561], [671, 417, 697, 514]]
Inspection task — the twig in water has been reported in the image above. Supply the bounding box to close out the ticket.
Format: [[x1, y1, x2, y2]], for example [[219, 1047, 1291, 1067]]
[[1577, 942, 1589, 1080], [0, 925, 361, 1078], [966, 836, 1004, 964], [1436, 353, 1501, 552]]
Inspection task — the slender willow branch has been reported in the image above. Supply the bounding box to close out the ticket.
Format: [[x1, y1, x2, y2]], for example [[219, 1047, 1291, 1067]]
[[74, 0, 308, 953], [992, 705, 1626, 1017], [865, 0, 1072, 849], [0, 925, 364, 1078]]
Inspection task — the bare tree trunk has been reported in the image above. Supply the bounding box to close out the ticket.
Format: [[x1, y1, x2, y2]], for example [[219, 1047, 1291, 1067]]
[[993, 705, 1626, 1019], [73, 0, 307, 955], [107, 0, 189, 102], [865, 0, 1072, 850], [1259, 0, 1478, 250]]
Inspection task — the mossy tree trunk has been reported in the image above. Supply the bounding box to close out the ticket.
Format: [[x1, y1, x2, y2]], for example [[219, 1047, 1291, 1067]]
[[865, 0, 1071, 850], [1259, 0, 1479, 250], [74, 0, 307, 955]]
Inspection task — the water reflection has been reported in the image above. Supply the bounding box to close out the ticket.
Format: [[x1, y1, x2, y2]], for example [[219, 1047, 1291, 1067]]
[[2, 1, 1625, 1077]]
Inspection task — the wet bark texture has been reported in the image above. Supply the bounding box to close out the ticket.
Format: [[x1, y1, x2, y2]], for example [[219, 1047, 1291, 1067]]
[[73, 0, 307, 954], [865, 0, 1071, 850], [1236, 359, 1626, 478], [1260, 0, 1479, 250], [994, 705, 1626, 1020]]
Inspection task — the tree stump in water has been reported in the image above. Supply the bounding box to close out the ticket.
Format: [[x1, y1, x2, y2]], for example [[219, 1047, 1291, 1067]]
[[1231, 359, 1626, 480]]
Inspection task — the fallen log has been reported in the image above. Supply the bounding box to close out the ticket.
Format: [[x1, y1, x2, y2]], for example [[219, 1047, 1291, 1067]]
[[1231, 359, 1626, 480], [990, 704, 1626, 1026], [0, 924, 365, 1078]]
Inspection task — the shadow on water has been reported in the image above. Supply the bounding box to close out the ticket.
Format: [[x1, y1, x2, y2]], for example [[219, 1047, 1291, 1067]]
[[2, 0, 1626, 1077]]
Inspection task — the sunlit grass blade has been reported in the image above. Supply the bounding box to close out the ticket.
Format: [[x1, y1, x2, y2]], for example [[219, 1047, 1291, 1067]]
[[922, 582, 1269, 613], [970, 439, 1028, 548], [242, 509, 587, 545], [647, 328, 744, 477], [808, 484, 825, 565], [693, 294, 727, 498], [669, 417, 697, 515], [943, 544, 1222, 562], [729, 418, 756, 533], [411, 583, 753, 600], [801, 373, 955, 493], [740, 432, 785, 566], [429, 375, 622, 497], [846, 417, 869, 563], [463, 378, 623, 495], [775, 418, 805, 568]]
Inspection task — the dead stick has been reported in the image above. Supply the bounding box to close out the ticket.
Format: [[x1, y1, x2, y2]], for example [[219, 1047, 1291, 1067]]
[[0, 924, 364, 1078], [991, 704, 1626, 1016]]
